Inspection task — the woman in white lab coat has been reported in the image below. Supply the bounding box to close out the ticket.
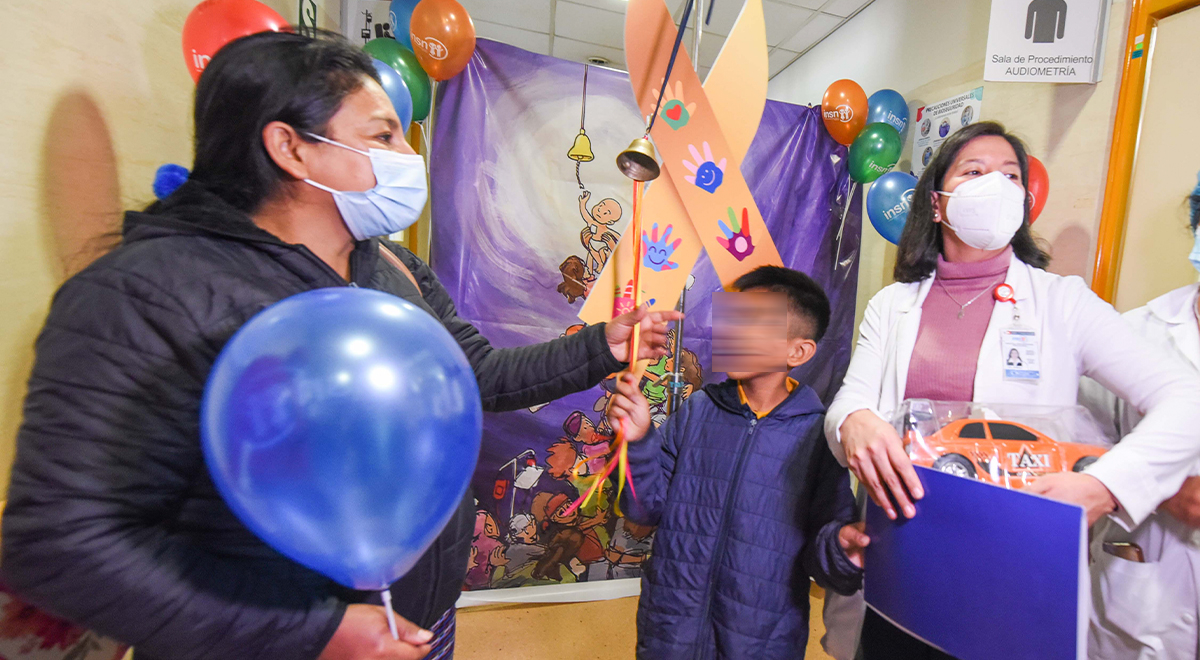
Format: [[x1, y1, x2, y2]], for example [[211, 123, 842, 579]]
[[1078, 190, 1200, 659], [824, 122, 1200, 659]]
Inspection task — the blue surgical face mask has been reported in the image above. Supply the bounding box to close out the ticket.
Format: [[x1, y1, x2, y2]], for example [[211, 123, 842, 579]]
[[302, 133, 428, 241], [1189, 228, 1200, 275]]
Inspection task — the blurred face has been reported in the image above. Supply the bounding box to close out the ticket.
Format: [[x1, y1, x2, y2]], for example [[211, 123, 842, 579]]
[[303, 77, 416, 193], [933, 135, 1023, 226], [712, 291, 789, 377]]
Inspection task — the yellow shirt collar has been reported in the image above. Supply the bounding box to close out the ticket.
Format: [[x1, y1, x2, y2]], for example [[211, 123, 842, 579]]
[[737, 377, 798, 419]]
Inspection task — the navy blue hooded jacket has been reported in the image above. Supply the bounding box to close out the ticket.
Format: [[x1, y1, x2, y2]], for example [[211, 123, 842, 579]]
[[623, 379, 863, 660]]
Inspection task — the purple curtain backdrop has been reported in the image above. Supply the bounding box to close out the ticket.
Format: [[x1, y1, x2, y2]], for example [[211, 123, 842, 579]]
[[430, 39, 861, 594]]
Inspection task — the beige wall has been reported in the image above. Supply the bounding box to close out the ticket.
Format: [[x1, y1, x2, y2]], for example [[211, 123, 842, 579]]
[[769, 0, 1130, 334], [0, 0, 344, 492], [1112, 6, 1200, 312]]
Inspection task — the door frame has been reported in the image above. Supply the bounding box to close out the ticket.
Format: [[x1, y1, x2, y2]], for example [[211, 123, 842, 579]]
[[1092, 0, 1200, 301]]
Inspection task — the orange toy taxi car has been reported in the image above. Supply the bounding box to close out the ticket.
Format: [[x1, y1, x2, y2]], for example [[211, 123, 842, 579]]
[[905, 419, 1106, 488]]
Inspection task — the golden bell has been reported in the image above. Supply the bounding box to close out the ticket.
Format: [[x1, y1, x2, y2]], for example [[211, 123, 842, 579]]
[[567, 129, 594, 162], [616, 137, 660, 182]]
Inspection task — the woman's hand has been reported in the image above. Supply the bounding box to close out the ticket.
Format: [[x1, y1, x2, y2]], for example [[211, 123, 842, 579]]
[[1162, 476, 1200, 527], [1026, 472, 1119, 526], [608, 373, 652, 442], [840, 410, 924, 520], [606, 304, 685, 363], [838, 522, 870, 569], [319, 605, 432, 660]]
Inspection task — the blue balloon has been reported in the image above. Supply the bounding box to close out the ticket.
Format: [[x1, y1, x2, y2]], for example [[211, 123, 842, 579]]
[[201, 288, 482, 590], [389, 0, 419, 48], [866, 171, 918, 244], [867, 89, 909, 138], [372, 59, 414, 131]]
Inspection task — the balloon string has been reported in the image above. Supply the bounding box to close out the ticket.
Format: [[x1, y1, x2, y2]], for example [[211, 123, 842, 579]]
[[381, 589, 399, 641], [629, 180, 644, 361], [560, 426, 638, 520], [561, 181, 648, 520]]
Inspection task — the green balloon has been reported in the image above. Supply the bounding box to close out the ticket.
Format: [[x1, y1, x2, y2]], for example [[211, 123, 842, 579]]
[[363, 38, 432, 122], [848, 122, 903, 184]]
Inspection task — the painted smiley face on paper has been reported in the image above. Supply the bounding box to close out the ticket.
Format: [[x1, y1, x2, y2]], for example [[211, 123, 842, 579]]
[[683, 142, 725, 194], [641, 223, 681, 272], [716, 207, 755, 261]]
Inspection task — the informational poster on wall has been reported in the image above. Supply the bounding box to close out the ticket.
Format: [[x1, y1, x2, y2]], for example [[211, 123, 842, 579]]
[[910, 87, 984, 180], [984, 0, 1111, 83], [341, 0, 398, 47]]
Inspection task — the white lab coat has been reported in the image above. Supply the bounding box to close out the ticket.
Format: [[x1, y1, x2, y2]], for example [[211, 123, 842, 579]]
[[821, 256, 1200, 659], [825, 254, 1200, 526], [1080, 283, 1200, 659]]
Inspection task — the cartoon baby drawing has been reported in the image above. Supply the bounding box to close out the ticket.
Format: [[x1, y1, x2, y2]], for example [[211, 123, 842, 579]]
[[578, 191, 623, 278]]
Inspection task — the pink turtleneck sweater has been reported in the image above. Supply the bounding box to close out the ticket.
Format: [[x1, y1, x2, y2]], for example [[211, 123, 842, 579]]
[[904, 248, 1013, 402]]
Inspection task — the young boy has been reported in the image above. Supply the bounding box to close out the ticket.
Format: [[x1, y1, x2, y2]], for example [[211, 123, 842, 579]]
[[609, 266, 869, 660]]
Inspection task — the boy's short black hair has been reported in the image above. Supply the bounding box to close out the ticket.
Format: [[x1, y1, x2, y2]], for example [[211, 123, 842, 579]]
[[732, 266, 831, 342]]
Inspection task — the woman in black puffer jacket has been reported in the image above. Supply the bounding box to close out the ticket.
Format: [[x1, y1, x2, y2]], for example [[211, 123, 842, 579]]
[[2, 30, 678, 660]]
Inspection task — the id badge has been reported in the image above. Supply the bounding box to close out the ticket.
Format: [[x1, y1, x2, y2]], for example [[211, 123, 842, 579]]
[[1001, 325, 1040, 381]]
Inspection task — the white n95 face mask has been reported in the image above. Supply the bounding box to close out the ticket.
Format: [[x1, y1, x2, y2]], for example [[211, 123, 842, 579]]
[[302, 133, 428, 241], [938, 170, 1027, 251]]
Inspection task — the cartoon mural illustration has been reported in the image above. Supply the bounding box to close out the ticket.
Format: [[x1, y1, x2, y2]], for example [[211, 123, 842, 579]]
[[556, 255, 590, 303], [432, 41, 860, 596], [531, 492, 608, 582], [592, 518, 654, 580], [578, 191, 623, 278], [465, 510, 506, 590], [554, 63, 626, 305]]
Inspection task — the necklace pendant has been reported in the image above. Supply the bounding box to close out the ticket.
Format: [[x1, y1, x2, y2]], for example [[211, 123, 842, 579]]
[[957, 309, 965, 319]]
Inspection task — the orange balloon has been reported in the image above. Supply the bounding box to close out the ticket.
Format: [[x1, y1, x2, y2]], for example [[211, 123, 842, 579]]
[[821, 79, 868, 146], [409, 0, 476, 81], [1026, 155, 1050, 224]]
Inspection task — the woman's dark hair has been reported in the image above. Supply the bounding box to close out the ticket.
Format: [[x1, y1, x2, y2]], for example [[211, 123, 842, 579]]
[[893, 121, 1050, 282], [189, 29, 379, 213], [1189, 176, 1199, 232]]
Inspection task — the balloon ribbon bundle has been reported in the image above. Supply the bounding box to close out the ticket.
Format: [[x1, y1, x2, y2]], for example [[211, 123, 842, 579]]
[[561, 0, 704, 518], [561, 180, 647, 518]]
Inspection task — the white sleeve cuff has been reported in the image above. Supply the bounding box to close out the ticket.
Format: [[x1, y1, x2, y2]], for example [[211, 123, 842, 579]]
[[1084, 452, 1158, 527], [825, 406, 887, 467]]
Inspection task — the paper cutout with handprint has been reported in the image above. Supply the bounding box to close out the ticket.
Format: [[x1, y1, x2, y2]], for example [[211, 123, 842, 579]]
[[716, 207, 755, 261], [683, 142, 725, 193], [641, 223, 681, 272], [579, 0, 782, 325], [645, 80, 696, 130]]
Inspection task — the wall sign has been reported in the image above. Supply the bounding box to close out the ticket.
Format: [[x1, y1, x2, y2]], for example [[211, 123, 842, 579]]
[[910, 87, 984, 180], [341, 0, 397, 47], [984, 0, 1112, 83]]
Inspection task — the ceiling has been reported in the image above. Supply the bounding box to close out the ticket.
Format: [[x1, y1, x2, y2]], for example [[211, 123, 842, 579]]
[[458, 0, 875, 79]]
